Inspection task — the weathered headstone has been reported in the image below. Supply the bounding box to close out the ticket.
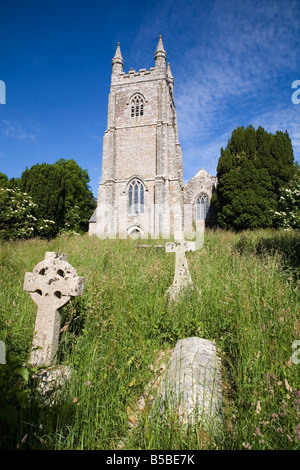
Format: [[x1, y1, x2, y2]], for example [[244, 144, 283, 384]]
[[165, 233, 196, 302], [24, 252, 84, 367], [155, 337, 222, 433]]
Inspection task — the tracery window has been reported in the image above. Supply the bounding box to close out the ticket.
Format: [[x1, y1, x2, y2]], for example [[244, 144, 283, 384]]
[[128, 179, 145, 215], [131, 94, 144, 117], [196, 193, 210, 221]]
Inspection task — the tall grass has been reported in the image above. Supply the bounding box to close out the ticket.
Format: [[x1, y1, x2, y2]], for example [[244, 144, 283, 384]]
[[0, 229, 299, 449]]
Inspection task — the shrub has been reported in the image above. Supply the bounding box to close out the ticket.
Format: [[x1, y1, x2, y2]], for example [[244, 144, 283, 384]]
[[0, 187, 56, 240], [274, 167, 300, 229]]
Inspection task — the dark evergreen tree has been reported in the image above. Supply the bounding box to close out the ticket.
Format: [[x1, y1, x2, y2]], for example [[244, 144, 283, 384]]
[[19, 159, 96, 234], [215, 126, 294, 230], [54, 159, 96, 232], [20, 163, 64, 234], [0, 173, 8, 188]]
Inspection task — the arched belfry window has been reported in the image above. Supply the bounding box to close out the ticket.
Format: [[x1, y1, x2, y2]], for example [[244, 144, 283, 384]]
[[128, 179, 145, 215], [196, 193, 210, 221], [131, 94, 144, 117]]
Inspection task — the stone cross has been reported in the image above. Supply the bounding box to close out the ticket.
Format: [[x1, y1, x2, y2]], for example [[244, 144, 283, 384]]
[[165, 233, 196, 302], [24, 252, 84, 367]]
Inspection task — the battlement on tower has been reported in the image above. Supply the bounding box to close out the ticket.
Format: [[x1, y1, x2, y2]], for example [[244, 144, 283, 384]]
[[111, 67, 168, 86], [111, 36, 169, 85]]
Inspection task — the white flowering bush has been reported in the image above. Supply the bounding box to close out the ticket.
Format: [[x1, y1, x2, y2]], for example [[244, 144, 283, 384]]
[[274, 168, 300, 229], [0, 187, 56, 240]]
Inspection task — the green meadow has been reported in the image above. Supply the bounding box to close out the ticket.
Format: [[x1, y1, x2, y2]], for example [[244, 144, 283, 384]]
[[0, 229, 299, 450]]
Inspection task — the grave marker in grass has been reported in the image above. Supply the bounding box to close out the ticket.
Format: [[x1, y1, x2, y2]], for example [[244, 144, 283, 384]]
[[24, 252, 84, 367]]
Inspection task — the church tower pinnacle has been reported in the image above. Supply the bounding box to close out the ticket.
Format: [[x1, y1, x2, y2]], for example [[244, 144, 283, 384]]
[[112, 42, 123, 74], [154, 35, 167, 70], [167, 62, 174, 92]]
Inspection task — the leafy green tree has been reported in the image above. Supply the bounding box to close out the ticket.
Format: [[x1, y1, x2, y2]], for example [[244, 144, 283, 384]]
[[0, 173, 9, 188], [215, 126, 295, 230]]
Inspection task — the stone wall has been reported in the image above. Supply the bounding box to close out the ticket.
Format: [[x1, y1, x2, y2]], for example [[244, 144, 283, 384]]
[[184, 169, 217, 229]]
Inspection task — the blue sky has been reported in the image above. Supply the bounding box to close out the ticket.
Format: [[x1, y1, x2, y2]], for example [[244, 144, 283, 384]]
[[0, 0, 299, 197]]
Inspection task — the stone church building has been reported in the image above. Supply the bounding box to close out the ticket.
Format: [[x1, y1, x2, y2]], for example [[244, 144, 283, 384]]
[[89, 37, 217, 238]]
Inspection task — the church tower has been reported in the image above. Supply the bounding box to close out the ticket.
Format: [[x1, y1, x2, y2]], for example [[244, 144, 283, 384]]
[[90, 36, 184, 238]]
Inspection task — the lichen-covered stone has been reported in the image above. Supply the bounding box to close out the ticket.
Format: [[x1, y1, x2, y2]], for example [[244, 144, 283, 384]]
[[31, 365, 73, 406], [24, 252, 84, 367], [165, 236, 196, 303]]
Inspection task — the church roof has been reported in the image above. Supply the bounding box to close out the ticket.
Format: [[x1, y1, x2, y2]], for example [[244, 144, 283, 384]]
[[193, 168, 210, 178], [89, 209, 97, 223], [184, 168, 217, 187]]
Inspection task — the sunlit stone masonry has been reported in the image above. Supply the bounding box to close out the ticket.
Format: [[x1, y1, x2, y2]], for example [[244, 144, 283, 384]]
[[89, 37, 216, 239]]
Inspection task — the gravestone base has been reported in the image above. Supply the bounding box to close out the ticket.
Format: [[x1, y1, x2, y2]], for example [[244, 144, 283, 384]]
[[31, 365, 73, 406], [152, 337, 222, 435], [165, 284, 194, 304]]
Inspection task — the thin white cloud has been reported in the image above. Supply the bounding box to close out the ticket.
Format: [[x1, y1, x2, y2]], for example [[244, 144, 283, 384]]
[[1, 119, 38, 143], [85, 129, 102, 144], [113, 0, 300, 179], [183, 142, 224, 182], [176, 1, 299, 120], [172, 0, 300, 175], [251, 106, 300, 163], [183, 103, 300, 183]]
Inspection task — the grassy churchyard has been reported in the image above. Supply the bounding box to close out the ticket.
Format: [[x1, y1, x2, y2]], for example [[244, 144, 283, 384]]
[[0, 229, 299, 450]]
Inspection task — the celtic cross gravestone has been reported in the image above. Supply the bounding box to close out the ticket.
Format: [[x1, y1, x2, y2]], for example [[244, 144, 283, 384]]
[[24, 252, 84, 367]]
